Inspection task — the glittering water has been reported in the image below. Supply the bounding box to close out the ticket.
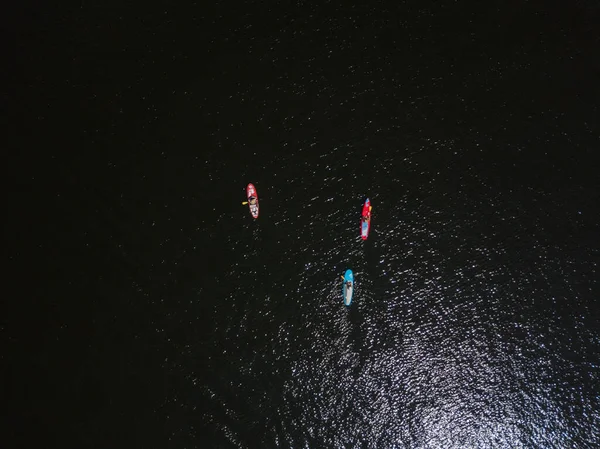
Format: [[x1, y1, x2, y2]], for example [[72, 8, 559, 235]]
[[17, 1, 598, 447], [144, 2, 600, 440], [161, 137, 598, 449]]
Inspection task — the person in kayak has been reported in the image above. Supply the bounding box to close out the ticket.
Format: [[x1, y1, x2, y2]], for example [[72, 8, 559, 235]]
[[249, 196, 257, 205], [346, 280, 352, 288], [362, 215, 370, 223]]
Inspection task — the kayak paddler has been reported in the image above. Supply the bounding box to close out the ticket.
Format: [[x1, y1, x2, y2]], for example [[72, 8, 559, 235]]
[[341, 275, 352, 288]]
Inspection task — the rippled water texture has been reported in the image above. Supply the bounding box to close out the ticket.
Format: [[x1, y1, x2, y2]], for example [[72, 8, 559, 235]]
[[9, 0, 600, 447], [167, 138, 598, 449]]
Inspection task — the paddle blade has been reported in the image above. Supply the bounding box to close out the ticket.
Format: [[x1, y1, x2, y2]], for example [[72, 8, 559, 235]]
[[242, 201, 248, 205]]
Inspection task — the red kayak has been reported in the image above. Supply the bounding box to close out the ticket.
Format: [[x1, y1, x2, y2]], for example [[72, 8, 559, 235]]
[[361, 198, 371, 240], [246, 183, 259, 218]]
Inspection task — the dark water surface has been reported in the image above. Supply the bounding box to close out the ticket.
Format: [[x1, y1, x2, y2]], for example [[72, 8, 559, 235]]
[[8, 1, 600, 448]]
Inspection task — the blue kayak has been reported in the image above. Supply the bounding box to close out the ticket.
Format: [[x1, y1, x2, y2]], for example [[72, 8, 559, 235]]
[[342, 269, 354, 306]]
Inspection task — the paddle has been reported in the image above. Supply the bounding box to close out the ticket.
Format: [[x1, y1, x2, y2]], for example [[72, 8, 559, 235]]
[[242, 201, 248, 205]]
